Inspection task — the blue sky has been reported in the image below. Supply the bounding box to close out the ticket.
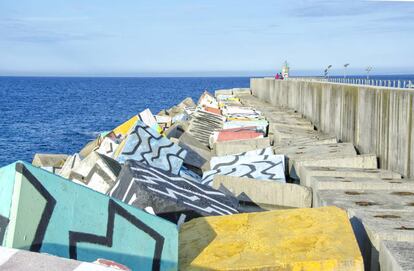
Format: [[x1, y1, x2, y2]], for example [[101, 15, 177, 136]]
[[0, 0, 413, 76]]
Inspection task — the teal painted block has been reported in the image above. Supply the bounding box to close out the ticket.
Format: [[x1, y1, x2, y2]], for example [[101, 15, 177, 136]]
[[0, 161, 178, 271], [0, 162, 17, 245]]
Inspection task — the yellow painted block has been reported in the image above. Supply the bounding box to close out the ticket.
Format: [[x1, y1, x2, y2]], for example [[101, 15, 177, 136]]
[[180, 206, 363, 271], [112, 115, 138, 138]]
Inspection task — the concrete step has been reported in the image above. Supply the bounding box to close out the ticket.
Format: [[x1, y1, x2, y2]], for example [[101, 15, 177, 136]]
[[212, 175, 312, 209], [290, 154, 378, 179], [299, 166, 401, 187]]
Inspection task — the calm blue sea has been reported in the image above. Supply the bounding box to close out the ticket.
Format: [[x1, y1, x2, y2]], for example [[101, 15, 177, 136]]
[[0, 77, 250, 166]]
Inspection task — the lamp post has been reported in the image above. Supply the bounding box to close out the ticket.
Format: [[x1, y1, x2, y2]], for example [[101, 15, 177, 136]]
[[344, 63, 350, 79], [324, 65, 332, 79], [366, 66, 372, 80]]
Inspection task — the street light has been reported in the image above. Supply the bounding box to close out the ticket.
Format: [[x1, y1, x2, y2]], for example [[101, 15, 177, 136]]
[[366, 66, 372, 80], [344, 63, 350, 79], [324, 65, 332, 79]]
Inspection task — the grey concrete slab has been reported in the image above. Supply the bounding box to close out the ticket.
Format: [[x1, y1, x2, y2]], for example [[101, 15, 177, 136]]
[[274, 143, 357, 173], [272, 127, 333, 144], [177, 132, 212, 172], [273, 137, 338, 148], [312, 176, 414, 207], [300, 166, 401, 187], [0, 246, 120, 271], [269, 123, 315, 133], [316, 189, 414, 210], [32, 153, 68, 167], [380, 240, 414, 271], [213, 137, 271, 156], [212, 175, 312, 208], [291, 154, 378, 179], [348, 209, 414, 271]]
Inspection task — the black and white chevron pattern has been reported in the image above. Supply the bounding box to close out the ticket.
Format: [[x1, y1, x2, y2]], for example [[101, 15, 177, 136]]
[[202, 154, 286, 186], [116, 121, 187, 175], [109, 160, 239, 224], [187, 110, 224, 147]]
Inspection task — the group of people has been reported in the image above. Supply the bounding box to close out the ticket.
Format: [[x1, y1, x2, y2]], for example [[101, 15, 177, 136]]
[[275, 73, 284, 80]]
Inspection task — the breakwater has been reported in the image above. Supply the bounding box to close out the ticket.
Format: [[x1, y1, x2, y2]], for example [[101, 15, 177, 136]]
[[1, 83, 413, 270], [251, 77, 414, 178]]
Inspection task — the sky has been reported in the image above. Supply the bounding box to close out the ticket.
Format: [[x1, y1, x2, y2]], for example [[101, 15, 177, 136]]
[[0, 0, 413, 76]]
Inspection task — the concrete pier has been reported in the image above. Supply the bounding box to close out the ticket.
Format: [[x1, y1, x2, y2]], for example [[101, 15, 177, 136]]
[[251, 78, 414, 178]]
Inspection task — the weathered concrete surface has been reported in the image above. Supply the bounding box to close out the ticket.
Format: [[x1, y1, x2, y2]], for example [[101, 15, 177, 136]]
[[274, 143, 357, 173], [32, 153, 68, 173], [299, 166, 401, 187], [315, 189, 414, 210], [312, 176, 414, 191], [32, 154, 68, 167], [311, 176, 414, 207], [213, 137, 270, 156], [291, 154, 378, 179], [273, 136, 338, 148], [212, 175, 312, 208], [177, 132, 211, 172], [0, 246, 121, 271], [251, 78, 414, 178], [179, 206, 363, 271], [380, 240, 414, 271], [348, 209, 414, 271]]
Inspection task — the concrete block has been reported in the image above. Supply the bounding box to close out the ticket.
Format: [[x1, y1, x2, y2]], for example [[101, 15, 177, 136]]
[[202, 154, 285, 185], [79, 137, 101, 159], [222, 120, 268, 134], [109, 160, 239, 224], [348, 209, 414, 271], [164, 121, 189, 139], [177, 97, 196, 109], [0, 161, 178, 271], [32, 154, 68, 173], [0, 246, 122, 270], [231, 87, 251, 96], [177, 132, 211, 172], [269, 122, 315, 133], [291, 154, 378, 179], [380, 241, 414, 271], [215, 89, 233, 96], [213, 137, 271, 156], [179, 206, 363, 270], [273, 136, 338, 148], [272, 127, 329, 143], [300, 166, 401, 187], [138, 108, 163, 134], [187, 109, 225, 147], [316, 189, 414, 210], [116, 120, 187, 175], [198, 91, 219, 109], [57, 153, 81, 179], [209, 147, 273, 169], [274, 143, 358, 172], [69, 152, 121, 194], [212, 175, 312, 208], [313, 176, 414, 192], [95, 137, 119, 158]]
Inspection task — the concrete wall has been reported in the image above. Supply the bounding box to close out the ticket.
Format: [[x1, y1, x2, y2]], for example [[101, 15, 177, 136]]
[[251, 78, 414, 178]]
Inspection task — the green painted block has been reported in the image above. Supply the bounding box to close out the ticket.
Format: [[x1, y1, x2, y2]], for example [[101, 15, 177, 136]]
[[0, 161, 178, 271]]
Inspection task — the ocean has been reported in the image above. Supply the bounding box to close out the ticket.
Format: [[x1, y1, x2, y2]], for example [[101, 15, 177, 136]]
[[0, 76, 250, 166]]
